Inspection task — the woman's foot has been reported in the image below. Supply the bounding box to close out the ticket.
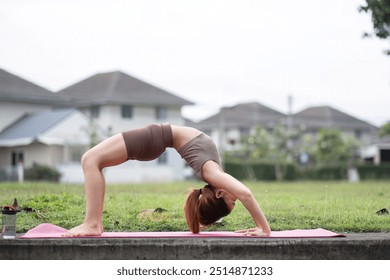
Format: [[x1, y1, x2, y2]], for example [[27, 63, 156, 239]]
[[62, 222, 103, 237]]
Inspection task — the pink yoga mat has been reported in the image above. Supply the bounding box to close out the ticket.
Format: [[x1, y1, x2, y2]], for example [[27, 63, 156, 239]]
[[21, 223, 345, 239]]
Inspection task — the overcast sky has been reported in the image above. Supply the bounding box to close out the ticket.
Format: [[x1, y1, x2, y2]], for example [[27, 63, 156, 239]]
[[0, 0, 389, 126]]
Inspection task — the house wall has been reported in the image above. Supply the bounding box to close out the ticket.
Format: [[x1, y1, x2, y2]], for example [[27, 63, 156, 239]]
[[57, 148, 185, 183], [0, 148, 10, 167], [26, 144, 63, 166], [0, 102, 52, 132], [44, 111, 92, 145], [208, 126, 261, 153], [20, 143, 58, 167], [57, 158, 179, 184], [80, 104, 184, 134], [360, 143, 390, 165], [223, 128, 242, 151], [0, 143, 63, 174]]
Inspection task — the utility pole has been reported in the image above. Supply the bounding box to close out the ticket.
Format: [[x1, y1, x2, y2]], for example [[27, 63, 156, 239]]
[[287, 94, 293, 132], [286, 95, 293, 162]]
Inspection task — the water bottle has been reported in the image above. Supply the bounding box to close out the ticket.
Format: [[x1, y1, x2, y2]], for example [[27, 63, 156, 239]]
[[2, 207, 17, 239]]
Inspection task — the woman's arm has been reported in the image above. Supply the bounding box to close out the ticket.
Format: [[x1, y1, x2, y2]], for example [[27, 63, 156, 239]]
[[202, 161, 271, 236]]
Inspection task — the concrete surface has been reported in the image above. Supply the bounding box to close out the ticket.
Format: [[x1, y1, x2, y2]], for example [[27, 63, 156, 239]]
[[1, 233, 390, 260]]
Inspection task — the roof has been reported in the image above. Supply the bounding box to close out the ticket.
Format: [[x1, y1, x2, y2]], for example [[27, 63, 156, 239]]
[[365, 135, 390, 146], [0, 109, 75, 146], [293, 106, 377, 131], [0, 68, 70, 105], [57, 71, 193, 107], [192, 102, 286, 130]]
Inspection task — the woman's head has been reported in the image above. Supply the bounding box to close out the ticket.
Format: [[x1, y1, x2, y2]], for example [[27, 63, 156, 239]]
[[184, 184, 235, 233]]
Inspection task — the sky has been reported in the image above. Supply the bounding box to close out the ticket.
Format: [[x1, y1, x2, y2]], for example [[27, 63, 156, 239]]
[[0, 0, 389, 126]]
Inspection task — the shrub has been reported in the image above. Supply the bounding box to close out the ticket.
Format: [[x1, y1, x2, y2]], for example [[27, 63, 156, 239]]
[[225, 160, 390, 181], [25, 163, 62, 182], [299, 166, 348, 180], [224, 160, 297, 181], [357, 164, 390, 180]]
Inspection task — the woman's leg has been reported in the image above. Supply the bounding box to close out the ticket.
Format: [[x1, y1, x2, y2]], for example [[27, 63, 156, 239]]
[[64, 133, 128, 236]]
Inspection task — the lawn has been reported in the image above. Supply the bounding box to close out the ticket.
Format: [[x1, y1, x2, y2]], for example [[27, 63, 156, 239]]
[[1, 180, 389, 233]]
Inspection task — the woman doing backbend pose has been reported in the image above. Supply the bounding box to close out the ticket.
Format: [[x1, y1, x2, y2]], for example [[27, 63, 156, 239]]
[[64, 124, 271, 237]]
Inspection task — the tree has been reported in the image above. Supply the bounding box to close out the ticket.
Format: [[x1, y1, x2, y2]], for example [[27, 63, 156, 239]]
[[359, 0, 390, 55], [242, 125, 270, 160], [379, 122, 390, 137], [268, 124, 296, 180], [239, 125, 271, 180], [315, 129, 358, 167], [237, 124, 296, 180], [82, 119, 109, 148]]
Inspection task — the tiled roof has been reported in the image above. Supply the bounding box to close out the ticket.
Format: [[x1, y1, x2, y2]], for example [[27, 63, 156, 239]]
[[0, 108, 75, 141], [293, 106, 377, 130], [193, 102, 286, 130], [0, 68, 70, 105], [58, 71, 193, 106]]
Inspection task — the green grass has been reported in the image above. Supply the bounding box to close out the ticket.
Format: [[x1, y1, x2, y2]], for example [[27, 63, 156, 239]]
[[1, 181, 389, 233]]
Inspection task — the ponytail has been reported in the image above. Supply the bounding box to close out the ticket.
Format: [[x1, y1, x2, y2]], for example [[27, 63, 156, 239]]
[[184, 185, 231, 234], [184, 189, 202, 233]]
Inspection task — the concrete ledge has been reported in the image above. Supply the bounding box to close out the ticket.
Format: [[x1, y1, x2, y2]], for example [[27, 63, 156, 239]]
[[1, 233, 390, 260]]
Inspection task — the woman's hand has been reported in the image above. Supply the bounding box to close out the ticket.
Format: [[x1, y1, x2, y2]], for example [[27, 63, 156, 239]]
[[235, 227, 270, 237]]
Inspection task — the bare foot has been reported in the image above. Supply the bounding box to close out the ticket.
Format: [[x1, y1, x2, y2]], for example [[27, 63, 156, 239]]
[[62, 223, 102, 237]]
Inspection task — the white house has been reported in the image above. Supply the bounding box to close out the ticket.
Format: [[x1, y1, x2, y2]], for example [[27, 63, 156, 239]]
[[0, 69, 194, 183], [56, 70, 194, 183], [190, 103, 379, 158], [291, 106, 378, 145], [360, 136, 390, 165], [0, 68, 70, 132], [0, 109, 94, 181], [57, 71, 192, 133], [190, 102, 287, 153]]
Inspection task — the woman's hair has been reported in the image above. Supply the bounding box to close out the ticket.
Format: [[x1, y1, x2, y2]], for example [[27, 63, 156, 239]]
[[184, 184, 232, 233]]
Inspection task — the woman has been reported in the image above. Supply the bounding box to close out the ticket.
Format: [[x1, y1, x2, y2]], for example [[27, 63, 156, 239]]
[[64, 123, 270, 237]]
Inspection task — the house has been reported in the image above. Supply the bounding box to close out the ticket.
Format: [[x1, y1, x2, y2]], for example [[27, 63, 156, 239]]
[[291, 106, 378, 144], [0, 68, 70, 132], [190, 102, 286, 152], [57, 71, 192, 134], [189, 103, 378, 161], [0, 109, 94, 181], [360, 136, 390, 165], [0, 69, 194, 183], [56, 70, 194, 182]]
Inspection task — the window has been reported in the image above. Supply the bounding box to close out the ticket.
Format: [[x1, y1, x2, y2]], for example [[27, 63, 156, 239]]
[[11, 151, 24, 166], [121, 105, 133, 119], [158, 152, 168, 164], [69, 145, 86, 162], [354, 129, 362, 139], [90, 105, 100, 119], [239, 127, 250, 136], [155, 106, 168, 120]]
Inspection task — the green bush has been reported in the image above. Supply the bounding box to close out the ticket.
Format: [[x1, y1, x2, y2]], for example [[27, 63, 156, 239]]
[[224, 160, 390, 181], [357, 164, 390, 180], [299, 166, 348, 180], [224, 161, 247, 180], [252, 162, 276, 180], [25, 163, 62, 182], [224, 160, 297, 181]]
